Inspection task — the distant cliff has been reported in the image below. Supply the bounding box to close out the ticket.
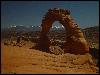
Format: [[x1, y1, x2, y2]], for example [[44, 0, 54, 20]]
[[82, 26, 99, 49]]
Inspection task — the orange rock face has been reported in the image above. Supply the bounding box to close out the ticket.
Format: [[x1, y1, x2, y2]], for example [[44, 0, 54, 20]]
[[39, 8, 89, 54]]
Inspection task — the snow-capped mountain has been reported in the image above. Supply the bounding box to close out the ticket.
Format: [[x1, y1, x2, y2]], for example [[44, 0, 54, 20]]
[[2, 25, 65, 32]]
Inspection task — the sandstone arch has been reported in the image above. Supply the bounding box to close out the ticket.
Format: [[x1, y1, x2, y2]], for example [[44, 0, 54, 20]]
[[39, 8, 89, 54]]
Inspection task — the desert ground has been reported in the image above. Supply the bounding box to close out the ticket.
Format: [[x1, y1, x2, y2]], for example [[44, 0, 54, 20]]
[[1, 40, 99, 74]]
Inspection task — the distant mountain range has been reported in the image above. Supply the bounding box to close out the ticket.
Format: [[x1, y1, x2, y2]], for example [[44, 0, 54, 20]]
[[1, 25, 41, 32], [1, 25, 66, 32], [1, 25, 99, 34], [1, 25, 99, 40]]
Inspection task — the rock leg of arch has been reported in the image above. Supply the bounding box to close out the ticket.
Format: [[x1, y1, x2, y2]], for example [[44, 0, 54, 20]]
[[38, 34, 50, 51], [38, 8, 89, 54]]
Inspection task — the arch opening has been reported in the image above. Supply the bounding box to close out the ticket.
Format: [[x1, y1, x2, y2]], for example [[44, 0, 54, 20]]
[[48, 21, 66, 47]]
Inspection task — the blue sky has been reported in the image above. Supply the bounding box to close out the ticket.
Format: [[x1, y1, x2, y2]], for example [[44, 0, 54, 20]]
[[1, 1, 99, 28]]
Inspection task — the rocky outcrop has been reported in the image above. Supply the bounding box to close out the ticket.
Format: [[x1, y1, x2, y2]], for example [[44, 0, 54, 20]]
[[49, 46, 64, 55], [39, 8, 89, 54]]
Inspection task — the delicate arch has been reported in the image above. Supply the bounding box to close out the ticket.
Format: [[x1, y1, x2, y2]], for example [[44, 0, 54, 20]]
[[38, 8, 89, 54]]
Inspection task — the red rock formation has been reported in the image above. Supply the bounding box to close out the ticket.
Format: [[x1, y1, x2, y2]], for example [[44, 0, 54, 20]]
[[39, 8, 89, 54]]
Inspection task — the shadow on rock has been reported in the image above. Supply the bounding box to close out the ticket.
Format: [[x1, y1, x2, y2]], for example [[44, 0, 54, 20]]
[[89, 47, 99, 67]]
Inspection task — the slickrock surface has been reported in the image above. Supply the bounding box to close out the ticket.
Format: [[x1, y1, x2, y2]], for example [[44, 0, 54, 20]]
[[1, 42, 99, 74]]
